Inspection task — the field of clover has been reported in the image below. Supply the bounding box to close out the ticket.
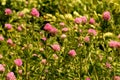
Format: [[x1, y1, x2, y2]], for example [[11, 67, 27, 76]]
[[0, 0, 120, 80]]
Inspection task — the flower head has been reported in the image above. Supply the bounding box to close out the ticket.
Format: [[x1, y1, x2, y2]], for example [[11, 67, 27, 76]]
[[41, 59, 47, 65], [18, 70, 22, 75], [5, 24, 12, 30], [19, 12, 24, 17], [17, 26, 22, 31], [89, 18, 95, 24], [86, 77, 91, 80], [74, 17, 82, 24], [51, 44, 60, 51], [7, 39, 13, 45], [0, 35, 4, 41], [109, 41, 120, 48], [49, 27, 58, 34], [114, 76, 120, 80], [105, 62, 111, 69], [5, 8, 12, 15], [0, 64, 5, 72], [44, 23, 53, 32], [68, 50, 76, 57], [88, 29, 97, 36], [62, 27, 69, 32], [31, 8, 40, 17], [6, 72, 16, 80], [84, 36, 90, 42], [59, 22, 65, 26], [44, 23, 58, 34], [102, 11, 111, 21], [14, 59, 22, 67], [61, 34, 67, 39], [41, 37, 47, 41], [81, 16, 87, 24]]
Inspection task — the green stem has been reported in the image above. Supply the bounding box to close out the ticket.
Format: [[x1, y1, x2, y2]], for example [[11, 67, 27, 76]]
[[80, 53, 82, 80], [26, 58, 28, 80], [94, 66, 98, 80]]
